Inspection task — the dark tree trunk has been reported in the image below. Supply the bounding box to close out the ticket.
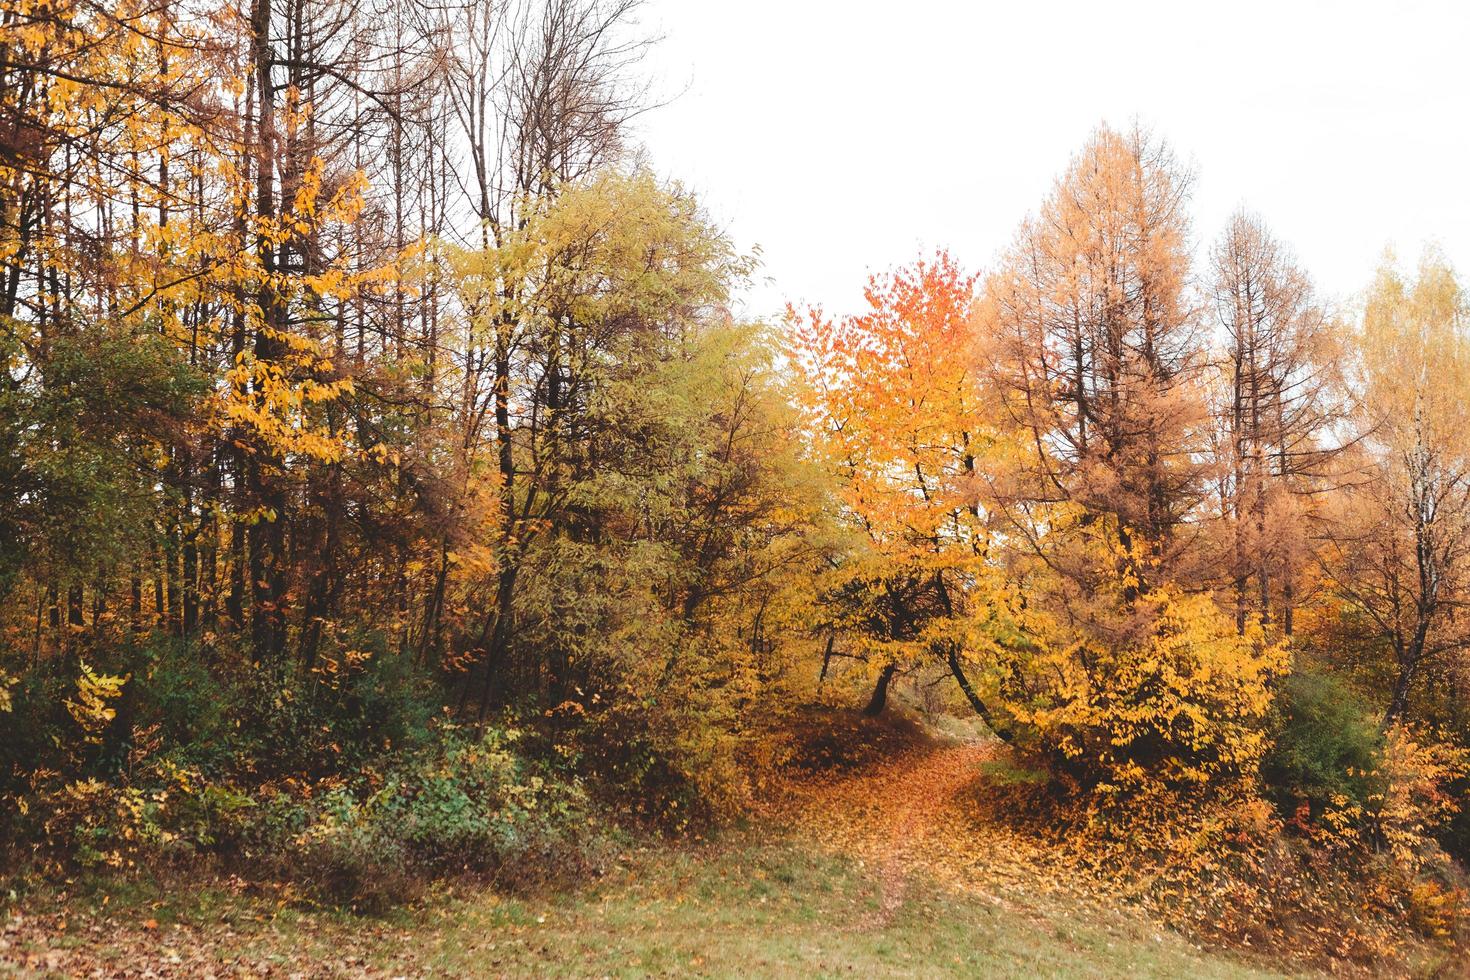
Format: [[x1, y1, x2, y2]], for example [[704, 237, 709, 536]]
[[226, 518, 245, 627], [948, 645, 1014, 743], [477, 564, 519, 721], [818, 633, 835, 685], [416, 542, 450, 667], [130, 571, 143, 631], [1382, 662, 1415, 732], [862, 662, 898, 717]]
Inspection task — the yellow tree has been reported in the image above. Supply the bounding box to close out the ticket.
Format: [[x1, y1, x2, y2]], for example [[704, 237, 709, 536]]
[[976, 127, 1284, 798], [1326, 253, 1470, 728], [0, 0, 381, 664]]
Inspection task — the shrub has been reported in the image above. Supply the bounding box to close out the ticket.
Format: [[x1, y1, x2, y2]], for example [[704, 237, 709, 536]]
[[1003, 589, 1287, 807], [26, 760, 255, 870], [1263, 669, 1467, 868], [1370, 728, 1467, 867], [1261, 667, 1382, 821], [128, 637, 244, 775], [278, 724, 601, 907], [3, 630, 593, 895], [236, 639, 440, 780]]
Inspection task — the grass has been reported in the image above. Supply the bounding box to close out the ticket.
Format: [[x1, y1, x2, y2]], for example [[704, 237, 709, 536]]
[[4, 834, 1290, 978], [418, 838, 1285, 978]]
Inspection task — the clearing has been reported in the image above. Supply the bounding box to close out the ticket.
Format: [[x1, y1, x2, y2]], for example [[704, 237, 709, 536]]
[[0, 727, 1409, 977]]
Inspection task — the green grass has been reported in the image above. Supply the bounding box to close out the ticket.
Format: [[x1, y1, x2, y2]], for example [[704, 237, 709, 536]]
[[414, 840, 1285, 978], [5, 835, 1293, 978]]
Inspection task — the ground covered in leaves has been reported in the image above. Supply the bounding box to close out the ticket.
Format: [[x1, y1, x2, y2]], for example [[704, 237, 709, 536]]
[[2, 723, 1456, 978]]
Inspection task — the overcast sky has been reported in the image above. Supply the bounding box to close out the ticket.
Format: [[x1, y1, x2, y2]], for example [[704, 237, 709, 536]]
[[630, 0, 1470, 321]]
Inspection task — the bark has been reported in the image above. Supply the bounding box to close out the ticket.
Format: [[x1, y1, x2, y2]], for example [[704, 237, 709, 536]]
[[861, 662, 898, 717], [66, 584, 83, 627], [817, 632, 835, 685], [947, 644, 1014, 744], [1382, 662, 1415, 732]]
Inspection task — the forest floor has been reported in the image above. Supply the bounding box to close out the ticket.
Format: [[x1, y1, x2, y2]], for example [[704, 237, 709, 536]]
[[0, 723, 1441, 978]]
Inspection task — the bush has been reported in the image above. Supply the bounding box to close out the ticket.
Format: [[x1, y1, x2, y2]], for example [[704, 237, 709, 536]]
[[129, 638, 244, 775], [274, 724, 602, 907], [1262, 670, 1466, 874], [1370, 728, 1467, 867], [235, 638, 440, 780], [24, 760, 255, 871], [1262, 667, 1382, 821], [2, 630, 595, 894], [1003, 589, 1287, 807]]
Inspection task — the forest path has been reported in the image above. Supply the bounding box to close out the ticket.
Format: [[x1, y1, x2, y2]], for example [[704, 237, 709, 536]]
[[770, 734, 1092, 921]]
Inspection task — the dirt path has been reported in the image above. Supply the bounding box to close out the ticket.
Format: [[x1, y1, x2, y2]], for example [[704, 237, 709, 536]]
[[772, 737, 1097, 917]]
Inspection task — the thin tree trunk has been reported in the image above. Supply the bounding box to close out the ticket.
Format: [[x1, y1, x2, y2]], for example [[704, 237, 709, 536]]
[[947, 644, 1014, 743]]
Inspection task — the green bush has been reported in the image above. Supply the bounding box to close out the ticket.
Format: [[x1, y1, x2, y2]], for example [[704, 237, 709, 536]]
[[1262, 667, 1383, 819], [129, 637, 244, 775], [277, 724, 601, 907], [1, 628, 607, 904], [232, 637, 441, 780]]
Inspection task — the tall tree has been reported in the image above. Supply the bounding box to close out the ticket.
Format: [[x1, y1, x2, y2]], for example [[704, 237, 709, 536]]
[[792, 254, 1023, 726], [1326, 253, 1470, 728], [974, 127, 1283, 797], [978, 124, 1210, 621], [1209, 212, 1343, 636]]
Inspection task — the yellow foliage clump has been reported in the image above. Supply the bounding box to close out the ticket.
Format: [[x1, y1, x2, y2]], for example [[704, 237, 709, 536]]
[[64, 661, 129, 742], [1004, 589, 1287, 803], [1373, 729, 1468, 866]]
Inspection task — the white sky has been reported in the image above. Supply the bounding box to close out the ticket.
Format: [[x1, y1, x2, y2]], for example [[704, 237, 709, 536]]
[[632, 0, 1470, 321]]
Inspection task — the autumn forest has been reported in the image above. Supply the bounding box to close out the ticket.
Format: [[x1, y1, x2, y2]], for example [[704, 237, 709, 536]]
[[4, 0, 1470, 975]]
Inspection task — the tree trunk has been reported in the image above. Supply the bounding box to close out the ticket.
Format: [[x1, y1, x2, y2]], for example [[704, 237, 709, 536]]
[[817, 632, 835, 685], [130, 571, 143, 631], [948, 644, 1014, 743], [1382, 662, 1415, 732], [862, 662, 898, 716], [477, 563, 519, 721]]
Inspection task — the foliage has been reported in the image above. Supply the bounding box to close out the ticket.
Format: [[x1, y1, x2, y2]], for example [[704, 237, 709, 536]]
[[28, 761, 255, 871], [1005, 589, 1287, 801], [3, 0, 1470, 960], [1323, 253, 1470, 727], [275, 725, 600, 907], [64, 661, 128, 741], [4, 641, 596, 905], [1261, 666, 1383, 820], [1365, 728, 1467, 868], [0, 325, 203, 601]]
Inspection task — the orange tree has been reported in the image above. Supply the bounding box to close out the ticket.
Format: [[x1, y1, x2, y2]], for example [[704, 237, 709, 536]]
[[790, 253, 1027, 729]]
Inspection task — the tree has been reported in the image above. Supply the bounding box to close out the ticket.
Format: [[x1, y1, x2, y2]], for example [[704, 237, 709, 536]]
[[1208, 212, 1344, 636], [978, 125, 1210, 611], [416, 0, 656, 706], [974, 126, 1284, 798], [1325, 253, 1470, 728], [445, 170, 775, 710], [791, 254, 1023, 726]]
